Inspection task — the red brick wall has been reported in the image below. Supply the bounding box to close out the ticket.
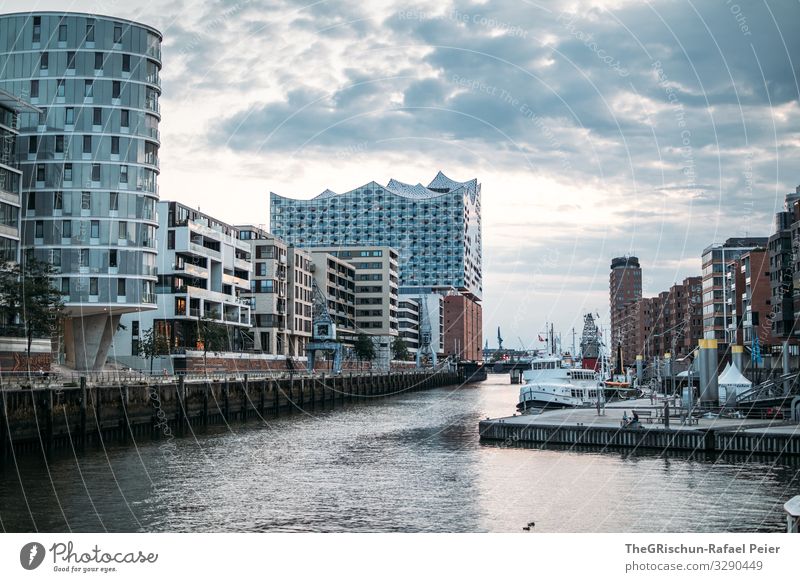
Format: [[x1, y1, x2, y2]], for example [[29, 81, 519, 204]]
[[443, 295, 483, 361]]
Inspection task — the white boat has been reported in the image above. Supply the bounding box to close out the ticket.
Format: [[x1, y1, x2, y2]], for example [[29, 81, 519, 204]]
[[516, 355, 602, 412]]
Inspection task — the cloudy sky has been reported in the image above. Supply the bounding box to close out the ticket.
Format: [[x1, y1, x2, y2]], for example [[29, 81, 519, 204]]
[[3, 0, 799, 349]]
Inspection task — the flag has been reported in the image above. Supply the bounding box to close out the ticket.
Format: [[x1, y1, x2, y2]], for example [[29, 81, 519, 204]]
[[538, 334, 545, 342], [752, 335, 763, 366]]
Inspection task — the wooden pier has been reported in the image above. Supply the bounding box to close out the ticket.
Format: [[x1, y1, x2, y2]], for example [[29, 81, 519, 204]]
[[0, 369, 462, 459], [479, 398, 800, 456]]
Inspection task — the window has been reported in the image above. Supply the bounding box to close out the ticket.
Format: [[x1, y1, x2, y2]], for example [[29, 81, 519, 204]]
[[110, 192, 119, 210], [54, 191, 63, 210], [38, 108, 47, 126], [111, 136, 119, 154], [117, 278, 126, 296], [35, 221, 43, 238], [112, 81, 121, 98], [83, 135, 92, 153], [120, 165, 128, 182], [80, 248, 89, 266], [118, 221, 127, 238], [84, 81, 93, 97], [65, 108, 74, 124], [120, 109, 129, 127], [30, 80, 39, 98], [93, 107, 102, 125], [62, 220, 72, 238], [59, 24, 67, 42], [86, 20, 95, 42], [36, 164, 45, 182], [57, 79, 65, 97], [110, 249, 118, 268], [132, 321, 139, 335], [122, 54, 130, 72], [89, 278, 98, 295], [28, 136, 37, 154], [256, 263, 267, 276], [40, 52, 48, 70], [67, 52, 75, 69], [90, 220, 99, 238], [55, 135, 64, 153], [81, 191, 91, 211], [114, 25, 122, 44], [32, 16, 41, 43], [167, 230, 175, 249], [91, 164, 100, 182]]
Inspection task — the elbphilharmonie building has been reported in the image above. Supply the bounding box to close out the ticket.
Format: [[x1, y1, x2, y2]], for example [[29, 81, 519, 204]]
[[270, 171, 483, 300]]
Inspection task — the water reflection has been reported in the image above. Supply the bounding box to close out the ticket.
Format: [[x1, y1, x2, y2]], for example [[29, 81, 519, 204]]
[[0, 375, 797, 532]]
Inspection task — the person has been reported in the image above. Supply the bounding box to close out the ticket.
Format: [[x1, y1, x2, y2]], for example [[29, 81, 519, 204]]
[[632, 410, 640, 427], [622, 411, 628, 427]]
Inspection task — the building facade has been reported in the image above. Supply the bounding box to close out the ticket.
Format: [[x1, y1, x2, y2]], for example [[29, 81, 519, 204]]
[[443, 294, 483, 361], [768, 189, 800, 342], [397, 297, 420, 357], [0, 89, 38, 265], [237, 225, 313, 358], [113, 201, 251, 369], [0, 12, 163, 369], [308, 251, 356, 341], [728, 248, 770, 351], [701, 238, 768, 343], [609, 256, 642, 360], [270, 172, 482, 300]]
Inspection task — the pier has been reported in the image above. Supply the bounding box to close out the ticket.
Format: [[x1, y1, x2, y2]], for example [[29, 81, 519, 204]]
[[479, 397, 800, 456], [0, 369, 462, 459]]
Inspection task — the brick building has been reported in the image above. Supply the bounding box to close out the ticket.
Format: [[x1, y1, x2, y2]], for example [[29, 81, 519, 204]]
[[443, 294, 483, 361]]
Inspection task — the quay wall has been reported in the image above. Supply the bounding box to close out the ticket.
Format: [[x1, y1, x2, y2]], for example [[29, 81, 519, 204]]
[[479, 420, 800, 456], [0, 370, 462, 459]]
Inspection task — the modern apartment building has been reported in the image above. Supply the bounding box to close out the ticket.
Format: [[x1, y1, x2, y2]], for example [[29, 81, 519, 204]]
[[0, 12, 163, 369], [400, 291, 445, 358], [308, 251, 356, 341], [701, 237, 768, 343], [237, 225, 313, 358], [113, 201, 252, 369], [397, 298, 420, 357], [728, 248, 770, 350], [768, 189, 800, 342], [270, 172, 482, 300], [609, 256, 642, 359], [0, 89, 38, 264]]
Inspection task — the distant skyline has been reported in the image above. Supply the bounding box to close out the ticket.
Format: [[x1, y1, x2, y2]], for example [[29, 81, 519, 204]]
[[1, 0, 798, 348]]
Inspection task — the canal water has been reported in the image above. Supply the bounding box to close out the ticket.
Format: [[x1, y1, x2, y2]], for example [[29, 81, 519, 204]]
[[1, 374, 798, 532]]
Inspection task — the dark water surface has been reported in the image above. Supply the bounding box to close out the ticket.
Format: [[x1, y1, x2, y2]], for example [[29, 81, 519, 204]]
[[1, 375, 798, 532]]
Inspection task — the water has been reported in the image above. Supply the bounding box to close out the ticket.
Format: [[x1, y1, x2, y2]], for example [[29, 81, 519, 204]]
[[1, 374, 798, 532]]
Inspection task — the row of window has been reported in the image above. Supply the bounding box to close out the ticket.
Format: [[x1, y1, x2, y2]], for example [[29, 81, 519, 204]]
[[35, 50, 140, 73], [32, 17, 124, 45], [29, 132, 156, 157]]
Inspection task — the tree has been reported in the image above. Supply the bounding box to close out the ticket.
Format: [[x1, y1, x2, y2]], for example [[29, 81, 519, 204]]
[[138, 327, 170, 374], [0, 258, 64, 375], [353, 333, 376, 369], [392, 336, 410, 361], [196, 314, 228, 373]]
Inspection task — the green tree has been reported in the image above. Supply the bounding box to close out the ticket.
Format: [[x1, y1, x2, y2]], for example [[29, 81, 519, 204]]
[[0, 258, 65, 375], [196, 314, 228, 372], [392, 336, 410, 361], [353, 333, 376, 369], [138, 327, 170, 374]]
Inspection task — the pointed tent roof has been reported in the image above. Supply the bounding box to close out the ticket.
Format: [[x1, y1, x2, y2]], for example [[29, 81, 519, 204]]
[[427, 170, 477, 192], [718, 362, 752, 387]]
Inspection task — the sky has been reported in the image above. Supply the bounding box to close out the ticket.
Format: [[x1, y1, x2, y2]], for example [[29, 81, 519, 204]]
[[2, 0, 798, 350]]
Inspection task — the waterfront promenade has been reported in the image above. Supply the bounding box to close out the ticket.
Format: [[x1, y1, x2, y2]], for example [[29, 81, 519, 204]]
[[480, 397, 800, 456], [0, 369, 462, 458]]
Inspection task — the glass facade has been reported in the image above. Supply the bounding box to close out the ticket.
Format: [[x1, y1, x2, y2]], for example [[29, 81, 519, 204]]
[[0, 12, 161, 310], [270, 172, 483, 300]]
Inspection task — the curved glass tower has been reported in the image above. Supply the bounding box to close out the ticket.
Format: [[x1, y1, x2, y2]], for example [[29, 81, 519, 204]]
[[0, 12, 162, 369]]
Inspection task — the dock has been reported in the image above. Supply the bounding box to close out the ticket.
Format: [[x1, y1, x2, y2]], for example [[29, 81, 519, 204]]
[[479, 397, 800, 456]]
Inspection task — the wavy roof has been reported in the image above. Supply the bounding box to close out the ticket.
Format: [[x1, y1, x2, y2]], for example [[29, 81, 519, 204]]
[[272, 172, 478, 201]]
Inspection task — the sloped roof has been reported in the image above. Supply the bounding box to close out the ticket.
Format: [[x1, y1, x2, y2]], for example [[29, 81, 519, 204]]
[[718, 362, 752, 386]]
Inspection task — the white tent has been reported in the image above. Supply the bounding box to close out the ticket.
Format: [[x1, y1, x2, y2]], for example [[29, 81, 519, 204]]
[[718, 362, 752, 405]]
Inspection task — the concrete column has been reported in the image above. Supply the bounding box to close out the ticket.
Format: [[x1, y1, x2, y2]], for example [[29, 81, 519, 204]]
[[699, 339, 719, 406], [65, 313, 122, 370], [783, 341, 791, 375], [732, 345, 744, 372], [636, 355, 644, 386]]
